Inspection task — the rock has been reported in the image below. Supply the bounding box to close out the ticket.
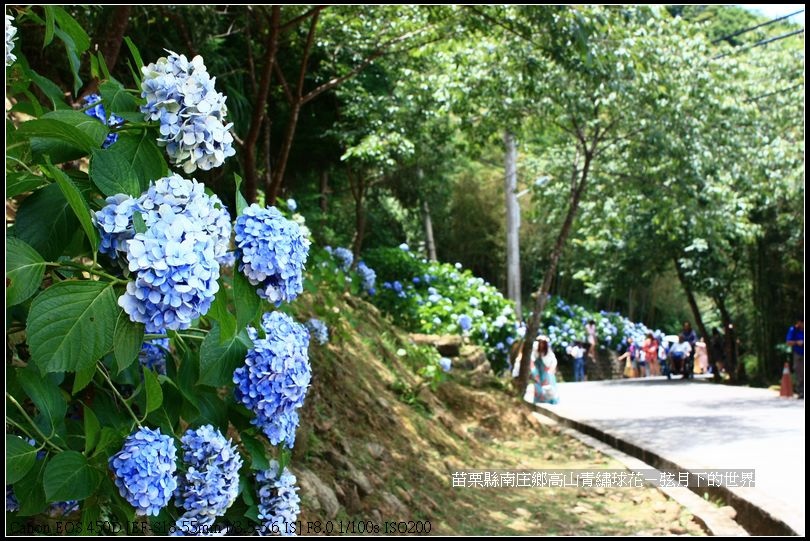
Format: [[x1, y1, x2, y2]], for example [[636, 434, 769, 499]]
[[515, 507, 531, 519], [653, 502, 667, 513], [668, 524, 686, 535], [324, 450, 350, 470], [367, 442, 385, 460], [457, 345, 487, 369], [381, 492, 409, 518], [409, 333, 462, 357], [572, 505, 589, 515], [394, 486, 412, 504], [544, 452, 554, 461], [348, 467, 373, 497], [296, 468, 340, 519], [594, 487, 606, 496], [631, 495, 644, 505], [719, 505, 737, 519], [371, 509, 383, 524]]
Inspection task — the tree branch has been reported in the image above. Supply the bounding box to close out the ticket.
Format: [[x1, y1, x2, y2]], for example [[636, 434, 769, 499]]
[[280, 5, 328, 32], [274, 62, 294, 105]]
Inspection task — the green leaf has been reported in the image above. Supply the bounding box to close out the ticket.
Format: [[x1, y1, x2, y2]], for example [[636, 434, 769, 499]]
[[133, 211, 147, 234], [6, 435, 38, 484], [43, 110, 109, 146], [97, 52, 112, 81], [240, 434, 269, 471], [43, 6, 55, 46], [44, 450, 101, 502], [14, 457, 47, 516], [19, 118, 98, 163], [54, 28, 83, 95], [91, 427, 122, 459], [6, 237, 46, 306], [114, 311, 145, 374], [143, 367, 164, 413], [208, 285, 237, 343], [123, 36, 144, 73], [234, 174, 249, 216], [89, 131, 166, 197], [20, 65, 69, 110], [199, 326, 251, 387], [17, 368, 68, 434], [6, 171, 48, 197], [83, 406, 101, 455], [28, 281, 118, 373], [72, 363, 96, 394], [53, 7, 90, 52], [14, 184, 79, 260], [45, 162, 100, 253], [234, 271, 261, 331], [99, 80, 138, 113]]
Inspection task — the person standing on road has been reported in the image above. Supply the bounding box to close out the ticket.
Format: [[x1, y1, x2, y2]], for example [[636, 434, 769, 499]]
[[694, 336, 709, 375], [585, 319, 598, 366], [668, 336, 692, 380], [567, 340, 587, 382], [617, 337, 638, 378], [710, 327, 726, 378], [640, 333, 657, 378], [679, 322, 698, 380], [786, 317, 804, 399], [533, 336, 559, 404]]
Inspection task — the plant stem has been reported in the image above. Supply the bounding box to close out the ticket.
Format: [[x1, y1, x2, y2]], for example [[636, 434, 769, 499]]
[[47, 261, 128, 285], [96, 365, 143, 429], [6, 394, 65, 452]]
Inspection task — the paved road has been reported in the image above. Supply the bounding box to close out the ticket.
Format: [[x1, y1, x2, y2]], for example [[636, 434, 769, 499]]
[[530, 377, 805, 536]]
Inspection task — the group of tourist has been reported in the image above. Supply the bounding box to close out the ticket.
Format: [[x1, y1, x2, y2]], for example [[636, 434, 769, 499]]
[[616, 322, 710, 380]]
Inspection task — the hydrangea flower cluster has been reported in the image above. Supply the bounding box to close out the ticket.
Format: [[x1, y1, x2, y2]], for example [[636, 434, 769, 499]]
[[82, 93, 123, 148], [139, 338, 169, 374], [141, 51, 235, 173], [6, 485, 18, 512], [439, 357, 452, 373], [256, 461, 301, 536], [458, 314, 472, 332], [93, 174, 232, 333], [286, 198, 297, 212], [233, 312, 311, 448], [47, 500, 79, 517], [331, 247, 354, 272], [305, 318, 329, 345], [234, 204, 310, 305], [174, 425, 243, 528], [6, 14, 16, 67], [356, 261, 376, 296], [109, 427, 178, 516]]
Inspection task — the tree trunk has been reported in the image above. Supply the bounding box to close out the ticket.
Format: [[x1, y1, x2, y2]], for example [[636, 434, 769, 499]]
[[348, 170, 366, 265], [98, 7, 131, 72], [268, 102, 301, 205], [504, 131, 521, 316], [262, 117, 273, 199], [673, 258, 710, 345], [517, 150, 592, 394], [422, 198, 437, 262], [716, 295, 743, 383], [243, 7, 280, 204]]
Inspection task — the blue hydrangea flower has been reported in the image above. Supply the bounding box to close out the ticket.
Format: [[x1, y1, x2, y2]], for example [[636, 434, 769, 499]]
[[332, 247, 353, 272], [458, 314, 472, 332], [256, 461, 300, 536], [139, 338, 169, 374], [234, 204, 310, 305], [6, 485, 18, 512], [82, 94, 124, 148], [356, 261, 376, 295], [5, 14, 16, 67], [305, 318, 329, 345], [399, 243, 409, 251], [218, 251, 236, 269], [109, 427, 178, 516], [141, 51, 235, 173], [233, 312, 311, 448], [174, 425, 242, 529], [94, 175, 232, 333], [432, 317, 441, 325], [286, 198, 297, 212], [439, 357, 452, 373]]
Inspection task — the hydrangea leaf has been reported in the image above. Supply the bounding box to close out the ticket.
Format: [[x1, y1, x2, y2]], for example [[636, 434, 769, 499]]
[[6, 435, 38, 484], [6, 237, 46, 306], [28, 280, 118, 373], [44, 450, 102, 502], [199, 325, 250, 387]]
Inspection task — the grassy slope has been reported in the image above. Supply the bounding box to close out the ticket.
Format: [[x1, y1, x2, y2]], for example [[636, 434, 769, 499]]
[[291, 289, 705, 536]]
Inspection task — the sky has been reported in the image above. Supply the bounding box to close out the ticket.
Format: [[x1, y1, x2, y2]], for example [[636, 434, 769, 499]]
[[738, 4, 805, 26]]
